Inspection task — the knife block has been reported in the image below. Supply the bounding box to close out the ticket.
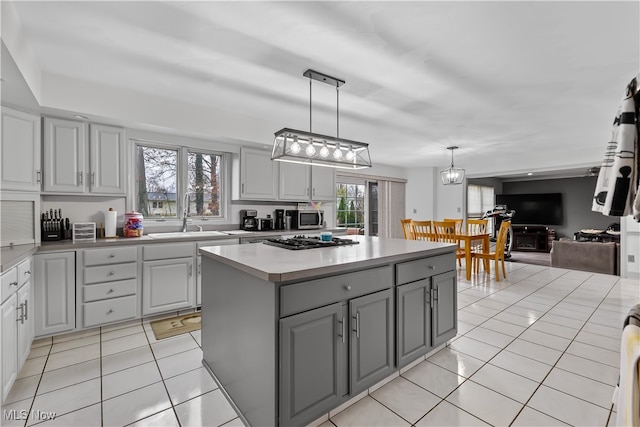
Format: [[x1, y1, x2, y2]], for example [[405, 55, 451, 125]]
[[41, 221, 62, 241]]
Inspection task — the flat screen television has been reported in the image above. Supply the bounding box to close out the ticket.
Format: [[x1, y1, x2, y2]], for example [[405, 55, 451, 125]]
[[495, 193, 563, 225]]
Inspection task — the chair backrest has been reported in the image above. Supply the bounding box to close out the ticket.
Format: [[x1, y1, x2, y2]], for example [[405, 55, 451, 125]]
[[401, 218, 413, 239], [411, 220, 433, 241], [495, 221, 511, 256], [433, 220, 457, 244], [467, 218, 488, 235], [443, 218, 464, 235]]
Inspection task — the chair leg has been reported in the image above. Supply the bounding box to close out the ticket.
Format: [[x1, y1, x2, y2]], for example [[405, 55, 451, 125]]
[[501, 258, 506, 279], [494, 258, 500, 282]]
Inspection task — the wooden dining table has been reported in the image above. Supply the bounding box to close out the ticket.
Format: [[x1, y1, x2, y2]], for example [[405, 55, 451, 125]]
[[453, 232, 490, 280]]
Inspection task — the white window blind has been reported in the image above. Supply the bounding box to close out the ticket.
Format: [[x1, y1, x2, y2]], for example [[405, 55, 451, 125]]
[[467, 184, 494, 217]]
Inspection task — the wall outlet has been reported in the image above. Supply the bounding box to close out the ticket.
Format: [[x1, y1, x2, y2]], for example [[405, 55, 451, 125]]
[[457, 207, 461, 213], [413, 209, 417, 214], [628, 255, 635, 263]]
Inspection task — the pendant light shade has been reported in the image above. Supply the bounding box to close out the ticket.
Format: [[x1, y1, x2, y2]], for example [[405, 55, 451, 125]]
[[440, 146, 465, 185], [271, 69, 372, 170]]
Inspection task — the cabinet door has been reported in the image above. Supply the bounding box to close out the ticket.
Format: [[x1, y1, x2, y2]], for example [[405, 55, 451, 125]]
[[34, 252, 76, 336], [17, 281, 33, 368], [279, 162, 310, 201], [311, 166, 335, 201], [1, 107, 41, 191], [89, 124, 125, 194], [280, 302, 345, 427], [43, 118, 87, 193], [432, 270, 457, 347], [1, 295, 18, 402], [142, 258, 194, 315], [350, 289, 394, 394], [239, 147, 278, 200], [397, 279, 431, 368]]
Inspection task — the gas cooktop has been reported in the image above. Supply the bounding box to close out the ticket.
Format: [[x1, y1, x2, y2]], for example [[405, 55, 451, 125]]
[[263, 235, 359, 250]]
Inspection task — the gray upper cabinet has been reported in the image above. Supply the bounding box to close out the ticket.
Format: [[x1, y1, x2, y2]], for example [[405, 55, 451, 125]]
[[43, 117, 87, 193], [89, 124, 125, 194], [279, 163, 335, 202], [43, 118, 125, 194], [236, 147, 278, 200], [1, 107, 41, 192]]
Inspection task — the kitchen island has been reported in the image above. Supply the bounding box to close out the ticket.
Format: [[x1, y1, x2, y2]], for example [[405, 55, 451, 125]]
[[199, 236, 458, 427]]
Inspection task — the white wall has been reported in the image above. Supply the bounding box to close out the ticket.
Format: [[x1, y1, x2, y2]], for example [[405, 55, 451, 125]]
[[436, 176, 465, 220], [405, 167, 436, 220]]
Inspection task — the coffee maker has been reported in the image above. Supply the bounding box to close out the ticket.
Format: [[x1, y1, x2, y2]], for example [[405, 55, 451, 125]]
[[274, 209, 285, 230], [239, 209, 258, 231]]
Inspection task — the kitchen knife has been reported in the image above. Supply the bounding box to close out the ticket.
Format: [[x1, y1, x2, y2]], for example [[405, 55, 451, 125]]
[[58, 208, 62, 220]]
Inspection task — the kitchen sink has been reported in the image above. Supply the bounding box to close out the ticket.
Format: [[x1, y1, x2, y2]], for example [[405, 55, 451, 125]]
[[147, 231, 230, 239]]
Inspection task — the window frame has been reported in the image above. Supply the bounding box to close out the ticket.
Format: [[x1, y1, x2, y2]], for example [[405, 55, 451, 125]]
[[131, 139, 228, 225]]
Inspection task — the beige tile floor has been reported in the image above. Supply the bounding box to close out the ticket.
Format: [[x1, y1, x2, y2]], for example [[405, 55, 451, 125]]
[[1, 259, 636, 426]]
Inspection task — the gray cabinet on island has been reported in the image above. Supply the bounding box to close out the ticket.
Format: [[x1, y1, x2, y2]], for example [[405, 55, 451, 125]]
[[199, 236, 457, 427]]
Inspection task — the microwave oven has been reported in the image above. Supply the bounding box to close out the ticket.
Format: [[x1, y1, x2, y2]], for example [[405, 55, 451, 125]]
[[286, 210, 324, 230]]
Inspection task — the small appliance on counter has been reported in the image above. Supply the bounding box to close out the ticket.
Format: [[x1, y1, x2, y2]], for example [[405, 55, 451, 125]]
[[257, 216, 273, 231], [285, 209, 324, 230], [274, 209, 285, 230], [240, 209, 258, 231]]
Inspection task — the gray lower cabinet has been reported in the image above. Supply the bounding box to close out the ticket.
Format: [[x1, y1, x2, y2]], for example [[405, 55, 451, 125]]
[[280, 303, 345, 427], [396, 256, 457, 368], [34, 252, 76, 336], [279, 288, 394, 426]]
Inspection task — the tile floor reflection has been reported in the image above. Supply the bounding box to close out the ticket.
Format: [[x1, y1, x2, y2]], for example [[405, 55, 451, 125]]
[[1, 260, 635, 426]]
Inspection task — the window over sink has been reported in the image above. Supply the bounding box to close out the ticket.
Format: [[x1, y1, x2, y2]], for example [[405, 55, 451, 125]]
[[135, 142, 224, 220]]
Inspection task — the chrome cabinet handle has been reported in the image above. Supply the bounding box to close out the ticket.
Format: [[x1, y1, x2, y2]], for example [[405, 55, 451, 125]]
[[189, 264, 193, 277], [428, 265, 435, 270], [430, 288, 435, 308], [23, 300, 28, 321], [36, 170, 41, 183], [9, 281, 18, 287], [24, 270, 31, 276], [16, 303, 24, 324], [108, 254, 115, 258], [241, 183, 244, 193], [344, 284, 351, 291], [313, 188, 316, 196], [79, 171, 83, 185], [107, 309, 113, 315], [107, 288, 114, 294], [91, 172, 95, 186], [108, 271, 115, 276], [338, 317, 345, 343], [354, 312, 360, 338]]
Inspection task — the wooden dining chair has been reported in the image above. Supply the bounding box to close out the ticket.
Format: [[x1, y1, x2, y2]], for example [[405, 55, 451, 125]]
[[401, 218, 414, 239], [410, 220, 433, 241], [473, 220, 511, 281], [467, 218, 489, 255], [433, 220, 465, 265], [443, 218, 464, 235]]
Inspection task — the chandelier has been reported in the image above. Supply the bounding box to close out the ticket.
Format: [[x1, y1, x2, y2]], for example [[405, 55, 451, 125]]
[[440, 146, 465, 185], [271, 69, 372, 169]]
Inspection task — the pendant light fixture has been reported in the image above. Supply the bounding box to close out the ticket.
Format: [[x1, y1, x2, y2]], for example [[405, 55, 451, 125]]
[[440, 146, 465, 185], [271, 69, 372, 169]]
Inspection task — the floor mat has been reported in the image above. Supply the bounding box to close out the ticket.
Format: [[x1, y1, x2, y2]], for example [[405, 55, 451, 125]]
[[150, 312, 201, 340]]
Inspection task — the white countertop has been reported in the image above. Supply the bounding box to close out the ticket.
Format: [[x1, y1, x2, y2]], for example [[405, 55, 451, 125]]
[[199, 235, 456, 283]]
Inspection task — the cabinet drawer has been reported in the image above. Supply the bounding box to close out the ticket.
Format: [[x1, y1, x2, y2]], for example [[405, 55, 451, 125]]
[[84, 278, 137, 302], [84, 263, 137, 284], [83, 295, 137, 327], [396, 253, 455, 285], [84, 247, 138, 266], [17, 258, 32, 286], [280, 266, 392, 318], [144, 243, 193, 261], [1, 267, 18, 304]]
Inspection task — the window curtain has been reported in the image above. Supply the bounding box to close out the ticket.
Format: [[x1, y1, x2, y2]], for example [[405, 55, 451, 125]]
[[378, 180, 406, 238]]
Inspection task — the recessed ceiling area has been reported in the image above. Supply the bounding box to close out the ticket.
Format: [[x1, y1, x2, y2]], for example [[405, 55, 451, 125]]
[[3, 1, 639, 178]]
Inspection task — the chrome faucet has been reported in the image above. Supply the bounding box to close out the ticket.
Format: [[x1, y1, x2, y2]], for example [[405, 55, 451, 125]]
[[182, 192, 190, 232]]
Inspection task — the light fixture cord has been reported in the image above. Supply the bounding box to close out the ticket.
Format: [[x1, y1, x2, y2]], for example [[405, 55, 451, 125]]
[[309, 77, 312, 133], [336, 85, 340, 139], [451, 148, 455, 168]]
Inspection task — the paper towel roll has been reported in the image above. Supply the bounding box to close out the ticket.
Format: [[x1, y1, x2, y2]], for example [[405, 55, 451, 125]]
[[105, 209, 117, 237]]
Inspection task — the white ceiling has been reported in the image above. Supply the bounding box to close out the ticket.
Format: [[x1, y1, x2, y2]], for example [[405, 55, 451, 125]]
[[6, 1, 640, 178]]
